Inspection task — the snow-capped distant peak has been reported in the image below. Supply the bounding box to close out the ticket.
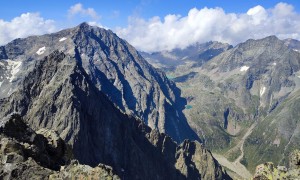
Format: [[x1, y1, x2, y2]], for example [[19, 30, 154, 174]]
[[59, 37, 67, 42], [36, 47, 46, 55]]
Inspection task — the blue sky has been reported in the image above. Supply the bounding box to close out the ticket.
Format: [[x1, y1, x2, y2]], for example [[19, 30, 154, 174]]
[[0, 0, 300, 52], [1, 0, 299, 27]]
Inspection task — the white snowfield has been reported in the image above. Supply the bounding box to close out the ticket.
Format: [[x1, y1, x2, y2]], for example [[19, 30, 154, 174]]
[[240, 66, 249, 72], [260, 86, 266, 97], [36, 47, 46, 55], [7, 60, 22, 82], [59, 37, 67, 42]]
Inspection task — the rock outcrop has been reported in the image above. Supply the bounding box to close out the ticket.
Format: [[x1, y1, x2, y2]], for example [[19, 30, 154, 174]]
[[0, 113, 70, 171], [253, 149, 300, 179], [49, 161, 120, 180], [0, 113, 119, 180]]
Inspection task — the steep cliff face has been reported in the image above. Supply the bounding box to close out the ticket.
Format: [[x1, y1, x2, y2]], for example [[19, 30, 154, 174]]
[[0, 113, 120, 180], [0, 50, 230, 179], [0, 22, 198, 143]]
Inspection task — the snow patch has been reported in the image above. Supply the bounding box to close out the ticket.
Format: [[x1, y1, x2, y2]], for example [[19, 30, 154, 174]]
[[176, 110, 179, 118], [240, 66, 249, 72], [293, 49, 299, 52], [36, 47, 46, 55], [260, 86, 266, 97], [273, 62, 277, 66], [59, 37, 67, 42], [0, 81, 3, 87], [7, 60, 22, 82], [181, 56, 188, 60]]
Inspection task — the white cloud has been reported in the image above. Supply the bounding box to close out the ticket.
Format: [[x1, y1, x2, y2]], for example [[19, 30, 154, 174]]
[[68, 3, 100, 20], [0, 13, 56, 45], [87, 21, 108, 29], [116, 3, 300, 52]]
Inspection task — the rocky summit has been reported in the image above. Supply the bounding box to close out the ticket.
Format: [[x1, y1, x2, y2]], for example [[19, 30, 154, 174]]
[[0, 22, 198, 143], [0, 23, 231, 180]]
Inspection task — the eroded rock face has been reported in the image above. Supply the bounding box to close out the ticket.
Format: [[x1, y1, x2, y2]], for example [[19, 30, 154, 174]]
[[0, 113, 120, 180], [0, 51, 230, 179], [0, 113, 69, 171]]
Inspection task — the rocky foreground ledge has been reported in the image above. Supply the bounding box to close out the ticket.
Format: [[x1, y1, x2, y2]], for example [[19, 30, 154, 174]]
[[253, 149, 300, 179], [0, 113, 120, 180]]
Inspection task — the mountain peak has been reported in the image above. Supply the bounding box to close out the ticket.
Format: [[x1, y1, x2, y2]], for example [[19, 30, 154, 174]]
[[78, 22, 91, 29], [0, 22, 198, 143], [242, 35, 280, 45], [74, 22, 107, 35], [283, 38, 300, 51], [74, 22, 95, 34], [235, 35, 284, 51], [261, 35, 280, 42], [75, 22, 113, 34]]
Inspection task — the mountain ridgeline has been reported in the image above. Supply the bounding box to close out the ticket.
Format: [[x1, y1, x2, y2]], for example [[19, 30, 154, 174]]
[[1, 21, 299, 179], [144, 35, 300, 176], [0, 22, 198, 143], [0, 23, 230, 179]]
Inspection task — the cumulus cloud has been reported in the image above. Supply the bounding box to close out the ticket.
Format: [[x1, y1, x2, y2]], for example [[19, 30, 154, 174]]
[[116, 2, 300, 52], [68, 3, 100, 20], [0, 13, 56, 45]]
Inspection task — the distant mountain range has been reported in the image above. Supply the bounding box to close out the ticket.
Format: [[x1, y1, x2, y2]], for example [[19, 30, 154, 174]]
[[142, 36, 300, 178], [140, 41, 232, 70]]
